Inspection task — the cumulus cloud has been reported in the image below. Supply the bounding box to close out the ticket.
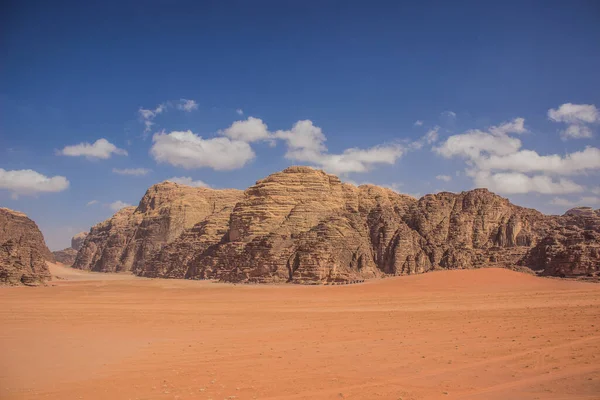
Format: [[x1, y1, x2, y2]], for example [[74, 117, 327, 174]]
[[86, 200, 98, 206], [150, 130, 255, 170], [414, 120, 423, 126], [274, 120, 405, 175], [236, 108, 244, 115], [177, 99, 198, 112], [475, 146, 600, 176], [548, 103, 599, 124], [548, 103, 599, 140], [436, 175, 452, 182], [221, 117, 271, 142], [0, 168, 69, 198], [167, 176, 210, 187], [442, 111, 457, 118], [471, 171, 584, 195], [435, 128, 522, 159], [58, 138, 128, 159], [112, 168, 151, 176], [435, 116, 599, 194], [109, 200, 132, 211]]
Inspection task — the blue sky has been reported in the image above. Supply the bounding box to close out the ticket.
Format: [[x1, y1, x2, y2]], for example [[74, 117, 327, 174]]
[[1, 1, 599, 250]]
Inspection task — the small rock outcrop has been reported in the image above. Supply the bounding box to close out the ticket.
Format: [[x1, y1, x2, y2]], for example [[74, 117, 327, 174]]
[[71, 231, 88, 251], [521, 207, 600, 277], [52, 231, 89, 265], [72, 182, 243, 273], [0, 208, 52, 285]]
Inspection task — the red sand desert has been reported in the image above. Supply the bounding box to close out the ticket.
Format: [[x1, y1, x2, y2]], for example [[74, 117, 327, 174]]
[[1, 264, 599, 400]]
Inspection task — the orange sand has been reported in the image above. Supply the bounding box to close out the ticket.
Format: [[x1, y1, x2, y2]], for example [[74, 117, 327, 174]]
[[1, 264, 599, 399]]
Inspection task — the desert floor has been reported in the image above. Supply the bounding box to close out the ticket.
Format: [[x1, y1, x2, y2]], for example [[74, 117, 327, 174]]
[[1, 264, 599, 400]]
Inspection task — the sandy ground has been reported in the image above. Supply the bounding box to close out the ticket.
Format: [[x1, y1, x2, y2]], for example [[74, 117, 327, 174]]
[[1, 265, 599, 400]]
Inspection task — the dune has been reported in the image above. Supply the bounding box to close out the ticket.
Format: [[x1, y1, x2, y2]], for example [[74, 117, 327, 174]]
[[1, 268, 599, 399]]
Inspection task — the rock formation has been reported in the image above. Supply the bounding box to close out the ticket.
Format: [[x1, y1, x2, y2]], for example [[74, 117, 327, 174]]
[[72, 182, 243, 273], [71, 231, 88, 251], [520, 207, 600, 277], [52, 231, 89, 265], [72, 167, 600, 284], [0, 208, 52, 285], [139, 167, 556, 283]]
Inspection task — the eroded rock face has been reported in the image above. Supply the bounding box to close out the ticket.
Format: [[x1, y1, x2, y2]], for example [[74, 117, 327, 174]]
[[143, 168, 417, 282], [52, 231, 90, 265], [71, 232, 88, 251], [404, 189, 554, 272], [76, 167, 600, 283], [52, 248, 78, 265], [140, 167, 556, 283], [0, 208, 52, 285], [72, 182, 243, 273], [521, 207, 600, 277]]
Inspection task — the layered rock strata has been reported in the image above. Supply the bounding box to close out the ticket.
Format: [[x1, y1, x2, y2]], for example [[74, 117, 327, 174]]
[[0, 208, 52, 285]]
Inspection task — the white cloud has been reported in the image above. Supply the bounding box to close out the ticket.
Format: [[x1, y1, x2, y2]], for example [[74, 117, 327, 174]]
[[221, 117, 271, 142], [424, 126, 439, 144], [150, 130, 255, 170], [167, 176, 210, 188], [548, 103, 598, 140], [560, 124, 593, 140], [551, 196, 600, 207], [435, 116, 599, 194], [489, 117, 527, 135], [409, 126, 440, 150], [580, 196, 600, 205], [274, 120, 404, 175], [591, 187, 600, 195], [58, 138, 128, 159], [236, 109, 244, 115], [109, 200, 132, 211], [435, 128, 522, 159], [86, 200, 98, 206], [549, 197, 577, 207], [475, 146, 600, 176], [436, 175, 452, 182], [442, 111, 456, 118], [548, 103, 599, 124], [471, 171, 584, 195], [414, 120, 423, 126], [139, 104, 166, 133], [0, 168, 69, 198], [112, 168, 151, 176], [177, 99, 198, 112]]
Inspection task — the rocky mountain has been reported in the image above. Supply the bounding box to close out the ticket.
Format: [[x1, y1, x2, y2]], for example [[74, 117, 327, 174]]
[[70, 167, 599, 284], [52, 231, 89, 265], [0, 208, 52, 285], [72, 182, 243, 273], [521, 207, 600, 277], [139, 167, 556, 283]]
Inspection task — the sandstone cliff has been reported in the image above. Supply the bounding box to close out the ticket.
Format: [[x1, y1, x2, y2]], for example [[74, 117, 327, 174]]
[[52, 231, 89, 265], [72, 182, 243, 272], [73, 167, 599, 284], [71, 231, 88, 251], [139, 167, 556, 283], [0, 208, 52, 285], [520, 207, 600, 277]]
